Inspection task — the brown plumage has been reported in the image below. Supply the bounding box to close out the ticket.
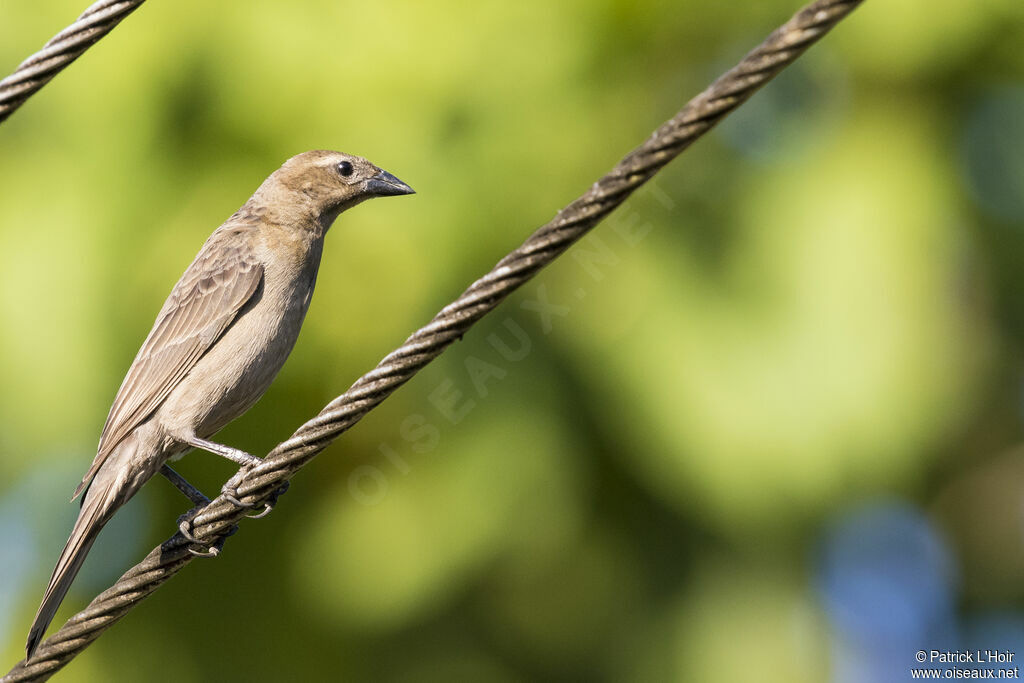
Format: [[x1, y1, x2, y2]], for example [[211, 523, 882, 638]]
[[26, 150, 414, 658]]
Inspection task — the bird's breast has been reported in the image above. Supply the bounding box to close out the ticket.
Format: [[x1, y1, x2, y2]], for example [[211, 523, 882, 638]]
[[157, 234, 324, 439]]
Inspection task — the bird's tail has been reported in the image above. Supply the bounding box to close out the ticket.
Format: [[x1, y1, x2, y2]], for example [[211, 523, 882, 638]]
[[26, 444, 138, 658]]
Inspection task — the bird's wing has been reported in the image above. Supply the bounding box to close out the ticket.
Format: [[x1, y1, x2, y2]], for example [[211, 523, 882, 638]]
[[73, 233, 264, 499]]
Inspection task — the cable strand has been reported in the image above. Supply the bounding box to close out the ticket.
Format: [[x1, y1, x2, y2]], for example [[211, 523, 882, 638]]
[[0, 0, 146, 123]]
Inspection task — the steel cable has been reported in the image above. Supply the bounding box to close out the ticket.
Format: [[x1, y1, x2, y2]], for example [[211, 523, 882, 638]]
[[0, 0, 146, 124]]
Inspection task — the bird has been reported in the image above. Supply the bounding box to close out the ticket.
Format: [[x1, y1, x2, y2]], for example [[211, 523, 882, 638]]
[[25, 150, 414, 658]]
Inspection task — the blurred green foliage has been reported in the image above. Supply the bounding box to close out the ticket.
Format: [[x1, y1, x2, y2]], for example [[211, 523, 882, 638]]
[[1, 0, 1023, 680]]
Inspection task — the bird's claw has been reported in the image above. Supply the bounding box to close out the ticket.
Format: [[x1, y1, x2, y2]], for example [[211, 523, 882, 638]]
[[185, 528, 235, 557], [187, 543, 220, 558], [246, 502, 273, 519], [177, 506, 203, 543], [179, 514, 218, 557], [246, 481, 290, 519], [222, 491, 256, 509], [221, 467, 256, 509], [222, 473, 290, 520], [177, 506, 235, 557]]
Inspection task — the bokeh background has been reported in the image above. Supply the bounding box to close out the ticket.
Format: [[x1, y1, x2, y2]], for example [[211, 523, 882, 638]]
[[1, 0, 1023, 680]]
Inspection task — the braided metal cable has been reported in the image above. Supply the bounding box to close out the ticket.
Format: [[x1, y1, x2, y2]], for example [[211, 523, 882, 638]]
[[0, 0, 146, 124], [3, 0, 864, 679]]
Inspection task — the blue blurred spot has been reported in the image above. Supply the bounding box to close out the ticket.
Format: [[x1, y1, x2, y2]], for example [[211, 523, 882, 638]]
[[815, 501, 958, 683], [0, 492, 36, 647], [817, 501, 956, 639], [0, 452, 152, 648], [961, 87, 1024, 223], [715, 51, 847, 164]]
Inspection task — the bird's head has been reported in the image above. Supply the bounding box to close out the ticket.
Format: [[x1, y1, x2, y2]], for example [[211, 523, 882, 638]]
[[255, 150, 414, 230]]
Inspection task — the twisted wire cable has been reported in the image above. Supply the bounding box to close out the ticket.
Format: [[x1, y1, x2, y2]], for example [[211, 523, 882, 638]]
[[0, 0, 146, 124], [3, 0, 864, 679]]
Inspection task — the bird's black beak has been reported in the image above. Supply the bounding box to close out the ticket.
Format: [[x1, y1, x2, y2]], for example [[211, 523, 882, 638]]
[[365, 169, 415, 197]]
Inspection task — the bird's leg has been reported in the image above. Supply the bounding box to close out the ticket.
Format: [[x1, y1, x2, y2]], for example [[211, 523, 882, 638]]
[[179, 435, 275, 513], [181, 435, 262, 467], [161, 464, 221, 556], [160, 464, 210, 506], [176, 435, 287, 517], [161, 464, 235, 556]]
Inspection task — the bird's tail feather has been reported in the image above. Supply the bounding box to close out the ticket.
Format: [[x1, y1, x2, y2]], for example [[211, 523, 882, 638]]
[[26, 465, 125, 658]]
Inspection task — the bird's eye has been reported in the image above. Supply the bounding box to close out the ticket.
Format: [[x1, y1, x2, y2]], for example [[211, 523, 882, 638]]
[[337, 160, 354, 177]]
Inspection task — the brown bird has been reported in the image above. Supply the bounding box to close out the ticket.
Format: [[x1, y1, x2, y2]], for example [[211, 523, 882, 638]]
[[25, 150, 414, 658]]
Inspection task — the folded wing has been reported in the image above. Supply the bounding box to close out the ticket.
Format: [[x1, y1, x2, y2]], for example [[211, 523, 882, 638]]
[[74, 234, 263, 499]]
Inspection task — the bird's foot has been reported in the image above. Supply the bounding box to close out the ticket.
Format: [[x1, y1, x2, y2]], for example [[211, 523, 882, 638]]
[[247, 481, 291, 519], [222, 469, 290, 520], [177, 505, 236, 557], [177, 505, 204, 542], [221, 467, 257, 509]]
